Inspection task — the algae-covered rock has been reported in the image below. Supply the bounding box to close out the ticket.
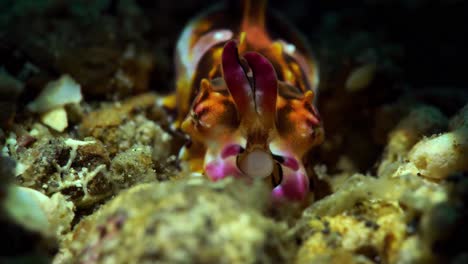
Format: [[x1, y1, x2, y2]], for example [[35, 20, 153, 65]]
[[386, 105, 448, 155], [296, 200, 405, 264], [406, 104, 468, 180], [110, 144, 156, 189], [56, 179, 294, 264], [378, 105, 448, 178], [293, 104, 467, 263], [4, 109, 175, 209], [408, 128, 468, 180], [420, 173, 468, 260], [384, 103, 468, 180], [12, 134, 113, 207], [80, 93, 173, 160], [295, 173, 447, 264], [396, 172, 468, 264]]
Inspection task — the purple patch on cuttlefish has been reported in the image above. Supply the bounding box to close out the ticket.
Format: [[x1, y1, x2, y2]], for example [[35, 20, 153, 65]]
[[272, 171, 309, 201], [205, 158, 242, 181], [281, 156, 300, 171], [221, 144, 243, 159]]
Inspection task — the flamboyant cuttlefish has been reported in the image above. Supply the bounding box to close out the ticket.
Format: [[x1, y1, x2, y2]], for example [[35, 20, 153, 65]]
[[163, 0, 324, 201]]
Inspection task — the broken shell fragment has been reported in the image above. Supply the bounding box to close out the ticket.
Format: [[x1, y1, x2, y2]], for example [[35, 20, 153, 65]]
[[4, 186, 74, 237], [40, 106, 68, 132], [27, 74, 83, 113]]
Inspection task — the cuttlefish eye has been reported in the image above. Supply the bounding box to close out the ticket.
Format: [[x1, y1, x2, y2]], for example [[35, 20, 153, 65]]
[[237, 149, 274, 178]]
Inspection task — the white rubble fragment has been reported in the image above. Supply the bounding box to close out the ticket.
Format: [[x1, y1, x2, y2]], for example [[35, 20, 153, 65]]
[[40, 106, 68, 132], [4, 186, 49, 232], [14, 161, 28, 176], [27, 74, 82, 113], [4, 186, 75, 237]]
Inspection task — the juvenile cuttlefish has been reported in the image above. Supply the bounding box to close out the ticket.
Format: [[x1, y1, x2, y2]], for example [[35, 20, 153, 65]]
[[164, 0, 324, 201]]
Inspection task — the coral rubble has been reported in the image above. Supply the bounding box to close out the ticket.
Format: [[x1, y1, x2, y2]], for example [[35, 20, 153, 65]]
[[55, 179, 293, 264]]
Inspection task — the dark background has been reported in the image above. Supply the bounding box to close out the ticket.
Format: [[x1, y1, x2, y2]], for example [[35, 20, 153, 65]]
[[1, 0, 467, 94], [136, 0, 468, 89]]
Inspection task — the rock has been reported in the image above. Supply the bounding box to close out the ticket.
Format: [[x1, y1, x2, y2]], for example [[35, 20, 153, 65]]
[[296, 200, 405, 264], [16, 136, 113, 208], [384, 104, 466, 180], [80, 93, 158, 134], [378, 105, 448, 177], [80, 93, 173, 160], [408, 127, 468, 180], [56, 179, 293, 263], [375, 103, 468, 180], [295, 173, 447, 264], [400, 173, 468, 263], [110, 145, 156, 190]]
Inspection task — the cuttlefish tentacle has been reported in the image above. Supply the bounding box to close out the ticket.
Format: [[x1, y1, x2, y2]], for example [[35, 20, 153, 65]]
[[243, 51, 278, 129], [221, 40, 255, 120]]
